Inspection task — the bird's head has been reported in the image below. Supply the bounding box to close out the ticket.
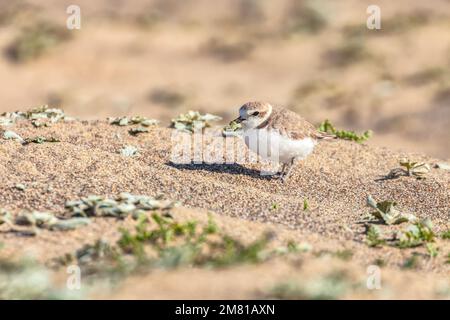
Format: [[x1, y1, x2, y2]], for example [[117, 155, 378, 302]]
[[231, 101, 273, 130]]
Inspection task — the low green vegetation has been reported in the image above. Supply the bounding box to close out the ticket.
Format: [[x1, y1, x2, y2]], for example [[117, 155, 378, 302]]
[[381, 11, 432, 34], [284, 0, 328, 35], [315, 249, 353, 261], [0, 194, 179, 237], [16, 211, 89, 233], [334, 249, 353, 261], [441, 230, 450, 240], [135, 9, 163, 29], [366, 225, 385, 247], [366, 195, 417, 225], [342, 11, 432, 38], [6, 21, 72, 62], [384, 159, 431, 180], [3, 130, 60, 145], [435, 162, 450, 171], [222, 119, 242, 137], [109, 116, 159, 127], [318, 119, 372, 143], [3, 130, 23, 142], [0, 209, 13, 228], [426, 244, 439, 258], [22, 136, 60, 145], [148, 88, 187, 108], [270, 203, 279, 210], [0, 208, 90, 236], [372, 258, 386, 267], [0, 105, 73, 128], [268, 270, 351, 300], [118, 214, 275, 268], [201, 38, 254, 63], [324, 39, 373, 68], [6, 194, 300, 289], [65, 193, 178, 219], [56, 213, 298, 282], [399, 159, 431, 178], [402, 254, 421, 269], [14, 183, 26, 191], [0, 255, 80, 299], [120, 145, 139, 157], [396, 219, 436, 249], [303, 199, 309, 211], [0, 117, 12, 127], [364, 196, 438, 250], [171, 111, 222, 133]]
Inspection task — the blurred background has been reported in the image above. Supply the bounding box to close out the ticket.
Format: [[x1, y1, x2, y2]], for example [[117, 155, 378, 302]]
[[0, 0, 449, 158]]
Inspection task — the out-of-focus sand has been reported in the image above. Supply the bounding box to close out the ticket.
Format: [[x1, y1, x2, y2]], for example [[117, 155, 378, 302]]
[[0, 119, 449, 298], [0, 0, 449, 300], [0, 0, 449, 158]]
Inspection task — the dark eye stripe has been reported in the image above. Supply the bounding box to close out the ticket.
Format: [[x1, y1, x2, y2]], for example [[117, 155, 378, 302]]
[[251, 111, 260, 116]]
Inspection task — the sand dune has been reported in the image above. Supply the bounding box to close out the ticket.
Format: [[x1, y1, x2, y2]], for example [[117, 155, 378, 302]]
[[0, 119, 449, 298]]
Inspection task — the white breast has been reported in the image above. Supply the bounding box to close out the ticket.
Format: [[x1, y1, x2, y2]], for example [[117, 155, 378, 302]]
[[243, 128, 316, 164]]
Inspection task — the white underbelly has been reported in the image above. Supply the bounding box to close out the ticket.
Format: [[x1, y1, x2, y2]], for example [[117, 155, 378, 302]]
[[243, 129, 316, 164]]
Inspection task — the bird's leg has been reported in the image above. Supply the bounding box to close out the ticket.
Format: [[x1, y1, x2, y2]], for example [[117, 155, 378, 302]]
[[281, 158, 296, 183], [274, 163, 286, 179]]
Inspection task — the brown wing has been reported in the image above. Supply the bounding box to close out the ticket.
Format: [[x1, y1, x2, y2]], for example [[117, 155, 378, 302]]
[[269, 105, 335, 140]]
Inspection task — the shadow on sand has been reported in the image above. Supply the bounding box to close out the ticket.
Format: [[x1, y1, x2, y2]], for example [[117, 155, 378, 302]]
[[167, 162, 279, 181]]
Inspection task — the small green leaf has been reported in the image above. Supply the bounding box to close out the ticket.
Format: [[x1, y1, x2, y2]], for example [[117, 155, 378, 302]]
[[22, 136, 60, 145], [120, 145, 139, 157], [435, 162, 450, 171], [303, 199, 309, 211], [109, 116, 159, 127], [270, 203, 279, 210], [441, 229, 450, 239], [171, 111, 222, 133], [222, 120, 242, 137], [14, 183, 26, 191], [399, 158, 430, 178], [366, 225, 385, 247], [426, 243, 439, 258], [3, 130, 24, 142], [366, 195, 416, 225], [395, 219, 436, 248], [50, 218, 91, 231], [318, 119, 372, 143]]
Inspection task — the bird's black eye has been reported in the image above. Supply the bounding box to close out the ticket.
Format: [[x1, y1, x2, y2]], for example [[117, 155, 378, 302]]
[[251, 111, 260, 116]]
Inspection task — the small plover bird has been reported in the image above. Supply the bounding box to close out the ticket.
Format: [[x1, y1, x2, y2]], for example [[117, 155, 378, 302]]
[[231, 101, 334, 182]]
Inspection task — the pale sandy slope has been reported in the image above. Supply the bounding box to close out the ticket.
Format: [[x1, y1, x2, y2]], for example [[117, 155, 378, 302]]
[[0, 120, 449, 298]]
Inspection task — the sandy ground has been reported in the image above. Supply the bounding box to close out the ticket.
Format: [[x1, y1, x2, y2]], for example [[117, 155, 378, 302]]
[[0, 119, 449, 299], [0, 0, 450, 158], [0, 0, 449, 300]]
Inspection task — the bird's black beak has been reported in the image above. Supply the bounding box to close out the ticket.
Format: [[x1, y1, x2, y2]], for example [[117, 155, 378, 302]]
[[232, 116, 244, 124]]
